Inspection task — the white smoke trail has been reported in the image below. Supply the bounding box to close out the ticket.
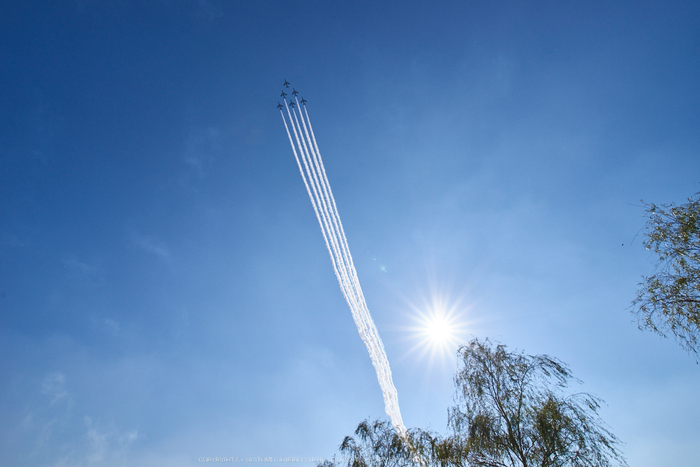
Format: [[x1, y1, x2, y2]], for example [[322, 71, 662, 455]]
[[283, 101, 368, 368], [287, 101, 374, 368], [280, 95, 407, 438], [281, 105, 358, 330], [285, 103, 363, 329]]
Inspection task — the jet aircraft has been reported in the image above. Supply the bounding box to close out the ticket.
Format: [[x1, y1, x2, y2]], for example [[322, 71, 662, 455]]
[[280, 91, 287, 98], [277, 102, 283, 110], [289, 101, 296, 108], [283, 80, 290, 88], [300, 98, 307, 105], [292, 89, 299, 96]]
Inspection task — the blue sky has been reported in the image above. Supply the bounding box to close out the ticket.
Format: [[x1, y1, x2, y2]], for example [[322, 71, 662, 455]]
[[1, 1, 699, 466]]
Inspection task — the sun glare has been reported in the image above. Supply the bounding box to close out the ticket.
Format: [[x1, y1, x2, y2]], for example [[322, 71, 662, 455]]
[[403, 288, 472, 368], [427, 316, 451, 343], [416, 308, 461, 354]]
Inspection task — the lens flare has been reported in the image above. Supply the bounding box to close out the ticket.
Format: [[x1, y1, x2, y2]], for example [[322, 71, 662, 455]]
[[402, 287, 473, 369], [415, 306, 462, 357], [425, 314, 452, 345]]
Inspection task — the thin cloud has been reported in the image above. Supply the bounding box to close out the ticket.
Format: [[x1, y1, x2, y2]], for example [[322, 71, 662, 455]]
[[85, 417, 139, 465], [183, 126, 221, 180], [62, 256, 98, 275], [90, 316, 121, 336], [127, 230, 171, 261], [42, 373, 68, 405], [21, 372, 138, 466]]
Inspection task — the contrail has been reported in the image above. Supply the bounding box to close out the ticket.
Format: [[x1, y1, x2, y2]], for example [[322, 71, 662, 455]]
[[278, 90, 407, 438]]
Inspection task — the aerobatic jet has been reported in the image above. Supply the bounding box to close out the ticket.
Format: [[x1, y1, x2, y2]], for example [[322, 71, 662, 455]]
[[300, 98, 307, 105], [280, 90, 287, 98], [283, 80, 290, 88], [289, 101, 296, 108], [292, 89, 299, 96], [277, 102, 283, 110]]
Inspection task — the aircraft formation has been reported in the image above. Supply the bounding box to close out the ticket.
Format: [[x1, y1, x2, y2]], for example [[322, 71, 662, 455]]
[[277, 80, 409, 443], [278, 80, 306, 111]]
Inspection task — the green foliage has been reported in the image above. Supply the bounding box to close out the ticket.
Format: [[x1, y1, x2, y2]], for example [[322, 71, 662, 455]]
[[447, 339, 625, 467], [323, 339, 626, 467], [633, 192, 700, 356], [336, 420, 438, 467]]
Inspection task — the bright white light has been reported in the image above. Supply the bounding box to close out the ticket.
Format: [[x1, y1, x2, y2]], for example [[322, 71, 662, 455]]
[[403, 288, 473, 369], [425, 314, 452, 345], [415, 307, 461, 358]]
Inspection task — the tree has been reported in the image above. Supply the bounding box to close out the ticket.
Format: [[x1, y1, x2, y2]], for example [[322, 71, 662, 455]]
[[446, 339, 626, 467], [323, 339, 626, 467], [332, 420, 438, 467], [632, 192, 700, 356]]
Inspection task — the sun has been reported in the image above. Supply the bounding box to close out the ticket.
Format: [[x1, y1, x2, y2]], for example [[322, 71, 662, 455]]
[[403, 288, 472, 368], [425, 314, 453, 345], [414, 307, 462, 357]]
